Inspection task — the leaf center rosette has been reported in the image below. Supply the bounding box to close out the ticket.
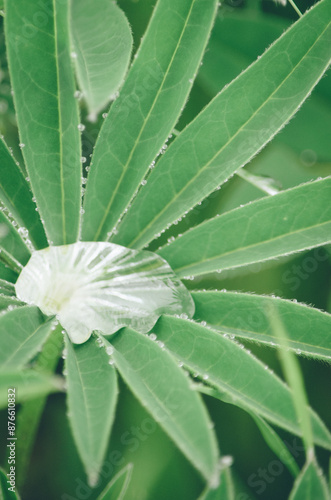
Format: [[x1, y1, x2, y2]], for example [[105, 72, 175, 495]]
[[15, 242, 195, 343]]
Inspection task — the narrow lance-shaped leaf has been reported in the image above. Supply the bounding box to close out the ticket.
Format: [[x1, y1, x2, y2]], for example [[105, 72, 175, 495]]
[[153, 316, 331, 450], [192, 291, 331, 361], [5, 0, 82, 245], [97, 463, 133, 500], [0, 306, 56, 370], [158, 178, 331, 277], [0, 370, 63, 408], [113, 0, 331, 249], [0, 211, 30, 266], [0, 138, 47, 249], [111, 328, 220, 486], [65, 335, 118, 487], [81, 0, 218, 242], [0, 280, 16, 298], [250, 413, 300, 477], [289, 459, 329, 500], [269, 304, 314, 455], [70, 0, 132, 118], [0, 261, 18, 284]]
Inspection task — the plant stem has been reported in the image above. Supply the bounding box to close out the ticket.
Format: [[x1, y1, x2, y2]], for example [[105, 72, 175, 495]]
[[288, 0, 303, 17], [15, 324, 63, 491]]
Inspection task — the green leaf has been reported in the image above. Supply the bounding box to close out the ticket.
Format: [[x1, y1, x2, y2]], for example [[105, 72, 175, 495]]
[[5, 0, 82, 245], [250, 414, 300, 477], [70, 0, 132, 118], [0, 467, 20, 500], [153, 316, 331, 450], [198, 467, 235, 500], [113, 0, 331, 249], [0, 211, 30, 266], [267, 303, 314, 455], [192, 291, 331, 361], [81, 0, 218, 242], [0, 262, 17, 284], [97, 463, 133, 500], [0, 138, 47, 249], [0, 280, 16, 298], [65, 334, 118, 487], [0, 307, 56, 370], [0, 370, 63, 408], [158, 178, 331, 277], [111, 328, 219, 485], [289, 459, 329, 500]]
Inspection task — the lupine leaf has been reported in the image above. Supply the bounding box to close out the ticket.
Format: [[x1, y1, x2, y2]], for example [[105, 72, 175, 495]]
[[111, 328, 220, 485], [113, 0, 331, 249], [153, 316, 331, 450], [0, 307, 56, 370], [71, 0, 132, 117], [192, 291, 331, 361], [0, 370, 63, 408], [81, 0, 218, 242], [158, 178, 331, 277], [5, 0, 82, 245], [289, 459, 329, 500], [0, 138, 47, 249], [65, 335, 118, 486], [97, 463, 133, 500]]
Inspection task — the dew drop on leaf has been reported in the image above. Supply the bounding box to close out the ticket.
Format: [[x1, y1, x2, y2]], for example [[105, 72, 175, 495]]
[[15, 242, 195, 344]]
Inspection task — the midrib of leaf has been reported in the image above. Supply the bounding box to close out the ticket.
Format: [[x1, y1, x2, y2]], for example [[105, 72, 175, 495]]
[[114, 343, 214, 475], [71, 348, 94, 459], [128, 20, 331, 248], [93, 0, 198, 242], [183, 343, 300, 434], [117, 349, 189, 439], [172, 212, 331, 275], [53, 0, 68, 245], [2, 315, 52, 368]]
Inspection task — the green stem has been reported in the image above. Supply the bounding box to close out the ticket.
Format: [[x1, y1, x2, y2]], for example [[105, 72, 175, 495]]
[[288, 0, 303, 18], [15, 324, 63, 492]]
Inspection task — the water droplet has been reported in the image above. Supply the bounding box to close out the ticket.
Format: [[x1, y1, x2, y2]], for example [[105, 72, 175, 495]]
[[71, 51, 77, 59], [102, 113, 108, 119], [18, 227, 29, 239], [149, 333, 157, 341], [203, 374, 209, 380], [19, 143, 25, 149], [105, 345, 114, 355], [80, 157, 87, 163], [78, 123, 85, 132]]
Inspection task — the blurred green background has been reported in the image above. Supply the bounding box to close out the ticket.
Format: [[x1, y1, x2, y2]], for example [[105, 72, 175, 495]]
[[0, 0, 330, 498]]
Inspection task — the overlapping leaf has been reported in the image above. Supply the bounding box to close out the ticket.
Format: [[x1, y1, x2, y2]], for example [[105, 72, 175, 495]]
[[0, 138, 47, 249], [113, 0, 331, 248], [71, 0, 132, 117], [159, 178, 331, 277], [0, 306, 55, 370], [111, 329, 219, 485], [5, 0, 82, 245], [192, 291, 331, 361], [154, 316, 331, 450], [65, 335, 118, 486], [82, 0, 218, 241]]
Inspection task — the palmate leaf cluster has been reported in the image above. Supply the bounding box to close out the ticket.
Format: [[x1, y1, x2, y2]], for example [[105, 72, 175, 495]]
[[0, 0, 330, 498]]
